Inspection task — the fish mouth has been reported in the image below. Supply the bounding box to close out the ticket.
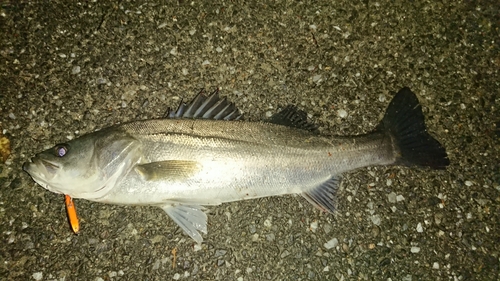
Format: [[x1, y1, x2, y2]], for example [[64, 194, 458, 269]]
[[23, 157, 61, 178]]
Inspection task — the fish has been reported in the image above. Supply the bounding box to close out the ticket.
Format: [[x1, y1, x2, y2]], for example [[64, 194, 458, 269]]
[[23, 87, 449, 243]]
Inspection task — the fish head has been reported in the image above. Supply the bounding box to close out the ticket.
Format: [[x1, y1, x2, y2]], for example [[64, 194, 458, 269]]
[[23, 133, 101, 196], [23, 129, 141, 199]]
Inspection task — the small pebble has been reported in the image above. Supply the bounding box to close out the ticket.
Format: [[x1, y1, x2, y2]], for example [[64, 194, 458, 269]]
[[387, 192, 397, 203], [266, 233, 275, 241], [281, 250, 290, 258], [416, 223, 423, 233], [324, 238, 338, 249], [72, 66, 80, 74], [371, 215, 381, 226], [152, 260, 160, 270], [249, 224, 256, 234], [251, 233, 259, 241], [323, 223, 332, 234], [214, 249, 227, 257], [337, 109, 348, 118], [32, 272, 43, 281], [310, 220, 318, 232], [193, 243, 202, 251], [410, 246, 420, 253]]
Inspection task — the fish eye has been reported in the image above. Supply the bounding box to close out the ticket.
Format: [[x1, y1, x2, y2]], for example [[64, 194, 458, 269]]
[[54, 144, 69, 157]]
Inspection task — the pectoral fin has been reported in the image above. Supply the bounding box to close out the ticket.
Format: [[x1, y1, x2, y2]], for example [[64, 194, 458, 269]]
[[135, 160, 201, 181], [302, 175, 341, 214], [161, 204, 207, 243]]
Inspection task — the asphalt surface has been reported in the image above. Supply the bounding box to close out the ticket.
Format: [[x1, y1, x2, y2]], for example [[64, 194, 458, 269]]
[[1, 1, 499, 280]]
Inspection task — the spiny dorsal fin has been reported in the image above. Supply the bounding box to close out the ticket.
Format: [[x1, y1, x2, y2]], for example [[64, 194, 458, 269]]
[[164, 89, 242, 120], [269, 105, 318, 132]]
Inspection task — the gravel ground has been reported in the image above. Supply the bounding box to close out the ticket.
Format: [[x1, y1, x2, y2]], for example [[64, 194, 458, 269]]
[[1, 1, 499, 280]]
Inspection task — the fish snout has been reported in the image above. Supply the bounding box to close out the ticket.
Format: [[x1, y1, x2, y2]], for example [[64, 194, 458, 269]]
[[22, 158, 36, 173]]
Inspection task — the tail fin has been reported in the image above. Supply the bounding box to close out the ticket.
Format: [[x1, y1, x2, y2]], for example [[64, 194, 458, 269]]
[[379, 87, 450, 169]]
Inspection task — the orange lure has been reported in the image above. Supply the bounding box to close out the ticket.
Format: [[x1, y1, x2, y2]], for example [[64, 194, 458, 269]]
[[64, 195, 80, 234]]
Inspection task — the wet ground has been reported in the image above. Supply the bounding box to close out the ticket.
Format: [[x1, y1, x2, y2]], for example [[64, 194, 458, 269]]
[[1, 0, 499, 280]]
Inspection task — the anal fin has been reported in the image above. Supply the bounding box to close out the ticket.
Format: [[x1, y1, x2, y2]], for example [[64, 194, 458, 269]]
[[161, 204, 207, 243], [302, 176, 341, 214]]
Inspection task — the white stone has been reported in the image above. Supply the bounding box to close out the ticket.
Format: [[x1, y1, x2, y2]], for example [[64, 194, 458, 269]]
[[32, 272, 43, 281], [416, 223, 423, 233], [337, 109, 348, 118], [324, 238, 338, 249], [433, 262, 439, 269], [410, 246, 420, 253]]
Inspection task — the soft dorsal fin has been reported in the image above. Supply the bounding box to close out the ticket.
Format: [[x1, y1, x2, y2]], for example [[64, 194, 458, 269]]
[[269, 105, 318, 132], [164, 89, 242, 120]]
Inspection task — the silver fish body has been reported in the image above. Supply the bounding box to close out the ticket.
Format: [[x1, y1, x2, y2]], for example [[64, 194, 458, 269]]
[[101, 119, 394, 205], [24, 88, 449, 243]]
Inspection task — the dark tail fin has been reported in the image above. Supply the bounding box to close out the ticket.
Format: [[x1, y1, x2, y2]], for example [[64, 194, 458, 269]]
[[379, 87, 450, 169]]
